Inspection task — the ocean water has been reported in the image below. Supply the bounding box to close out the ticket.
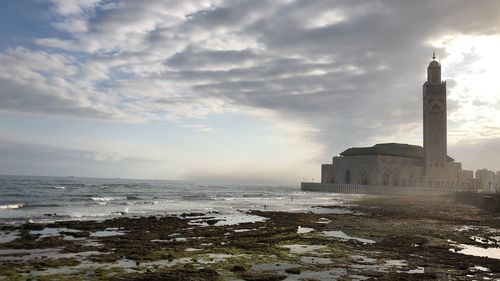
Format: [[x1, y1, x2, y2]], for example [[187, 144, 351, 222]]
[[0, 175, 360, 224]]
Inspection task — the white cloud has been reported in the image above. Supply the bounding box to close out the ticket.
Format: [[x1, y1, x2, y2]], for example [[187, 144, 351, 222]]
[[306, 9, 346, 29], [46, 0, 101, 16], [3, 0, 500, 179]]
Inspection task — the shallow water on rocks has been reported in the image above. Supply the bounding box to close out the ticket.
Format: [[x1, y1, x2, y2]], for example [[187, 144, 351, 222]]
[[285, 268, 350, 281], [296, 226, 314, 234], [281, 244, 328, 255], [188, 213, 267, 227], [407, 266, 425, 273], [385, 259, 407, 267], [473, 265, 489, 272], [316, 217, 332, 224], [0, 231, 18, 243], [90, 227, 125, 237], [0, 248, 99, 261], [451, 243, 500, 260], [300, 256, 333, 264], [471, 235, 500, 245], [252, 262, 298, 271], [351, 254, 377, 264], [322, 230, 375, 244], [310, 206, 354, 214]]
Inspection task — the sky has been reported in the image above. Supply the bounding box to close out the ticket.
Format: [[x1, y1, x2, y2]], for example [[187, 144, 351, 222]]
[[1, 0, 500, 184]]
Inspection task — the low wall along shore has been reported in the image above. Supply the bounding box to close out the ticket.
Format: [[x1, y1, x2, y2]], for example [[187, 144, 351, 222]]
[[301, 182, 466, 195]]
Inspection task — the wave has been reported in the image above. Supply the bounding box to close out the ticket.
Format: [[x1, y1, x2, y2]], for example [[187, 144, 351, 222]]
[[62, 183, 87, 187], [126, 195, 155, 200], [69, 208, 129, 219], [211, 196, 287, 201], [24, 203, 64, 208], [127, 201, 158, 206], [91, 196, 127, 202], [181, 194, 209, 200], [126, 200, 174, 206], [53, 186, 66, 190], [0, 204, 24, 210]]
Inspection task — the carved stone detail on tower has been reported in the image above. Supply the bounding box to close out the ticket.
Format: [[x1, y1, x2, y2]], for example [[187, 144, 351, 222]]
[[423, 55, 447, 177]]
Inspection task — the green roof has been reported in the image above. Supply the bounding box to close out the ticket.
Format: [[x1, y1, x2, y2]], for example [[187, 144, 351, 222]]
[[340, 143, 454, 161]]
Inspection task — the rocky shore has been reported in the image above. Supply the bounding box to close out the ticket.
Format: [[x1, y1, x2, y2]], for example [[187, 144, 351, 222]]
[[1, 195, 499, 280]]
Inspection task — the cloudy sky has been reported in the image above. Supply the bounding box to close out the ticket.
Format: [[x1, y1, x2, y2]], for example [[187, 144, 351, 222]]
[[1, 0, 500, 184]]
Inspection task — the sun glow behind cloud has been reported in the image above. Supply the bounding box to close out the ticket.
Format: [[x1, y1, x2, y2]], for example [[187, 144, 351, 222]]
[[432, 35, 500, 143]]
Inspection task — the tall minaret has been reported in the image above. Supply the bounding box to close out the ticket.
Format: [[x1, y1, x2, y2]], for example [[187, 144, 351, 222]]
[[423, 51, 447, 178]]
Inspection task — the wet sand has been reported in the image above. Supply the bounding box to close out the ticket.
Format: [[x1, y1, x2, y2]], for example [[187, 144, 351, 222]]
[[0, 194, 499, 280]]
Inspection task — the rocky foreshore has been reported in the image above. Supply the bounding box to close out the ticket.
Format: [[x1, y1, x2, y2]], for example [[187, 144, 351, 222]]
[[1, 195, 499, 280]]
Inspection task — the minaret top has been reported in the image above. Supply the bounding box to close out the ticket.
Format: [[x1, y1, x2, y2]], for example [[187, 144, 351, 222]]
[[427, 51, 441, 83], [428, 51, 440, 68]]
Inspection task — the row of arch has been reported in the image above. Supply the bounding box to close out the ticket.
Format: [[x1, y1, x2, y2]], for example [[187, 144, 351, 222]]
[[342, 168, 402, 186], [334, 168, 471, 188]]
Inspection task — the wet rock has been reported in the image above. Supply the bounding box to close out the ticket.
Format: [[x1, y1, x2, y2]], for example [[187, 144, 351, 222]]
[[120, 268, 221, 281], [86, 253, 121, 263], [205, 219, 220, 226], [285, 267, 301, 274], [230, 265, 247, 272], [181, 212, 205, 217], [21, 223, 45, 231], [1, 195, 500, 280], [240, 273, 287, 281], [33, 257, 81, 268], [380, 235, 429, 248], [61, 230, 90, 238], [367, 272, 438, 280]]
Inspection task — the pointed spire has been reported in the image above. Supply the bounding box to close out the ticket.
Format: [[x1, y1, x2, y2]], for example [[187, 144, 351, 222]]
[[432, 50, 436, 60]]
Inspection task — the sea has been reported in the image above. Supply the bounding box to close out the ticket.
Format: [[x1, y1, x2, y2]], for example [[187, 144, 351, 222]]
[[0, 175, 360, 225]]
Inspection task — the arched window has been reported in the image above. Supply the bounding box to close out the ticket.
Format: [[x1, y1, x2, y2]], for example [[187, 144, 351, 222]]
[[431, 105, 441, 115], [392, 168, 400, 186], [345, 170, 351, 184], [382, 168, 389, 186]]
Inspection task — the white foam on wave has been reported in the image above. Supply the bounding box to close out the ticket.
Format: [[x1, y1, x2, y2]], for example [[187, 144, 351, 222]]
[[0, 204, 24, 210], [212, 197, 288, 201], [126, 200, 174, 206], [91, 196, 127, 202], [54, 186, 66, 190]]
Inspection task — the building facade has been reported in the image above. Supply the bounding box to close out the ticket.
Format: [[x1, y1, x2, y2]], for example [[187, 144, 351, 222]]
[[319, 55, 475, 191], [475, 169, 500, 193]]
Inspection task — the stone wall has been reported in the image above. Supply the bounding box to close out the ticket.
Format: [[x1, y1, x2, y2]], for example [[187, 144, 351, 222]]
[[302, 182, 468, 195]]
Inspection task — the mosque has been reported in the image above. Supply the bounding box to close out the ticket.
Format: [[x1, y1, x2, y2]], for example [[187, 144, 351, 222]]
[[303, 54, 476, 194]]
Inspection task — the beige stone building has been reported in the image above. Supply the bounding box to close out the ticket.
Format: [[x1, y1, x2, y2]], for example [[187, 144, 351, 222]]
[[320, 54, 475, 191], [475, 169, 500, 193]]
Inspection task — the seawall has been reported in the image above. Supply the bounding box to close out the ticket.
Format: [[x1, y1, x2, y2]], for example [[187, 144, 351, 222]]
[[455, 191, 500, 213], [301, 182, 464, 195]]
